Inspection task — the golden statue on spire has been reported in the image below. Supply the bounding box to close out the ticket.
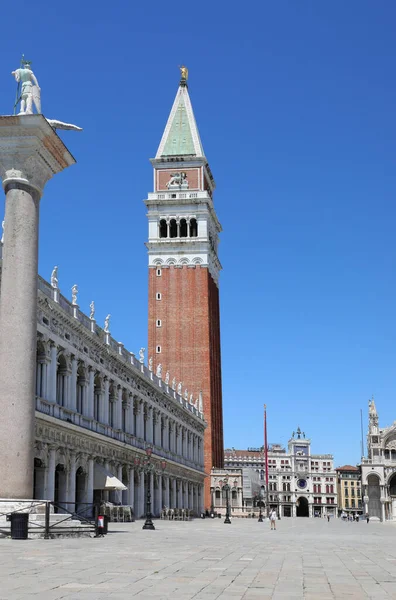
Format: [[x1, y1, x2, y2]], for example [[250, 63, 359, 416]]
[[179, 65, 188, 83]]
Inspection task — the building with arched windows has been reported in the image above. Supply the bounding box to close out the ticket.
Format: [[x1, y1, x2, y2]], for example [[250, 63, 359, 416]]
[[0, 241, 205, 517], [361, 398, 396, 521], [223, 428, 337, 518]]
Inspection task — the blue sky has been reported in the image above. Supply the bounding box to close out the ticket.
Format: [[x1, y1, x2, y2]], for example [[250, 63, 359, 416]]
[[1, 1, 396, 467]]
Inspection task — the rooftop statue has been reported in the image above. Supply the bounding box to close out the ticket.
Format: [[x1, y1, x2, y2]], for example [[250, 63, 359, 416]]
[[104, 314, 111, 333], [89, 301, 95, 320], [139, 347, 145, 364], [51, 266, 58, 289], [71, 284, 78, 305], [180, 65, 188, 82]]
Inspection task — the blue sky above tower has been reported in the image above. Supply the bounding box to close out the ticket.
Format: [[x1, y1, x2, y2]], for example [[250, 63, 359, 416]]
[[0, 1, 396, 467]]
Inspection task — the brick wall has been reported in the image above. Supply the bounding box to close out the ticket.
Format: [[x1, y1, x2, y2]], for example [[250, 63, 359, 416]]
[[148, 264, 224, 508]]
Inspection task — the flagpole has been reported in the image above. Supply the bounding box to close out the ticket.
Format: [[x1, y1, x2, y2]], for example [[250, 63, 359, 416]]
[[264, 404, 269, 518]]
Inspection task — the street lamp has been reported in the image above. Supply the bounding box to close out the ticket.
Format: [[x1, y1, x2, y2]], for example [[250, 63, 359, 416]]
[[222, 476, 231, 524], [138, 447, 166, 531]]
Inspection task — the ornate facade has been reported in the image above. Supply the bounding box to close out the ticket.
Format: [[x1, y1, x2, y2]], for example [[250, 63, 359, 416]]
[[361, 398, 396, 521], [335, 465, 362, 515], [224, 429, 337, 517], [0, 243, 205, 517]]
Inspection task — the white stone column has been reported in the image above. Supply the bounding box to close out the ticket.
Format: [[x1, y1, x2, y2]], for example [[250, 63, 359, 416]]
[[189, 483, 193, 510], [178, 480, 183, 508], [0, 115, 75, 498], [115, 386, 123, 430], [172, 478, 177, 508], [45, 446, 56, 501], [146, 406, 153, 443], [67, 451, 76, 511], [47, 343, 57, 403], [163, 418, 169, 451], [87, 368, 95, 419], [69, 356, 78, 411], [126, 395, 133, 434], [103, 377, 110, 425], [128, 468, 135, 507], [87, 457, 94, 505], [137, 400, 144, 439], [117, 464, 123, 503]]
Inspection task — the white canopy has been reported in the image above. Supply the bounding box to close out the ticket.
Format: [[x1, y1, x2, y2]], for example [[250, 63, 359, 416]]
[[94, 463, 127, 491]]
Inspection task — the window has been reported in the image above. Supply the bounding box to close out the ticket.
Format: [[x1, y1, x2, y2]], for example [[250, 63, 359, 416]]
[[156, 346, 161, 353], [180, 218, 187, 237], [156, 268, 162, 276], [159, 219, 167, 238], [345, 499, 349, 508], [190, 218, 198, 237], [169, 219, 177, 238], [156, 293, 162, 300], [156, 320, 162, 327]]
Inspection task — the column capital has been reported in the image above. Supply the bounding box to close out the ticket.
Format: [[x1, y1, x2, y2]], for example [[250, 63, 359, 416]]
[[0, 115, 75, 198]]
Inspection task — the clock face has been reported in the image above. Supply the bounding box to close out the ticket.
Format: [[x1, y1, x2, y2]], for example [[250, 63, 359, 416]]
[[297, 479, 307, 489]]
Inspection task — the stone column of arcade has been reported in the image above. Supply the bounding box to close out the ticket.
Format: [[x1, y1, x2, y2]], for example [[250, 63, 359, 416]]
[[0, 114, 75, 501]]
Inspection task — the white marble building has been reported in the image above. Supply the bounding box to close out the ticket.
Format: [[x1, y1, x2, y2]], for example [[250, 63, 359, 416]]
[[361, 398, 396, 521], [224, 428, 337, 517], [0, 243, 205, 517]]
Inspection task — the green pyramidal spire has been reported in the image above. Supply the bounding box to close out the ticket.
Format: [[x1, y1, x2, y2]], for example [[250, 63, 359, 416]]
[[156, 81, 205, 159]]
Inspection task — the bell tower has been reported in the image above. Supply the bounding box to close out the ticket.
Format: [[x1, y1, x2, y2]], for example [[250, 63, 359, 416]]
[[145, 69, 224, 507]]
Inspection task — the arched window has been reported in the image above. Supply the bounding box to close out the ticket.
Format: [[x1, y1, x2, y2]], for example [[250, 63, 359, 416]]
[[190, 218, 198, 237], [159, 219, 167, 238], [180, 218, 188, 237], [169, 219, 177, 238]]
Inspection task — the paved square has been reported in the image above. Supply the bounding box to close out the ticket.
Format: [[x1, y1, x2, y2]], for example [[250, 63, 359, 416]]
[[1, 518, 396, 599]]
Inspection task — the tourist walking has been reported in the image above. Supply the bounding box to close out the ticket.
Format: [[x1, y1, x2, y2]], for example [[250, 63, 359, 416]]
[[270, 509, 277, 530], [366, 513, 370, 524]]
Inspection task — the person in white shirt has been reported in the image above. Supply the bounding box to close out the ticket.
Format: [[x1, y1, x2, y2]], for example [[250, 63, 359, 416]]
[[270, 509, 277, 530]]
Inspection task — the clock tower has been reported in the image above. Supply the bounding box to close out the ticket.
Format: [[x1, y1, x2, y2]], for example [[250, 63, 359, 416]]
[[145, 69, 224, 507]]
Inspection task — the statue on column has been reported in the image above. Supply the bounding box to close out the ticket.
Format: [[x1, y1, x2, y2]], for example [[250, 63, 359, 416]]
[[12, 59, 41, 115], [139, 347, 145, 364], [165, 371, 170, 385], [177, 381, 182, 395], [104, 314, 111, 333], [156, 363, 162, 379], [89, 301, 95, 320], [149, 356, 153, 371], [171, 377, 176, 390]]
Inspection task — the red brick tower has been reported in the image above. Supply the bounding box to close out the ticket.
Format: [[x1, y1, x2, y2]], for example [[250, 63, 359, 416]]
[[145, 69, 224, 508]]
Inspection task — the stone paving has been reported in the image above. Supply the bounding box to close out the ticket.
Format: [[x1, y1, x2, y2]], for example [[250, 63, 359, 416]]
[[1, 517, 396, 599]]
